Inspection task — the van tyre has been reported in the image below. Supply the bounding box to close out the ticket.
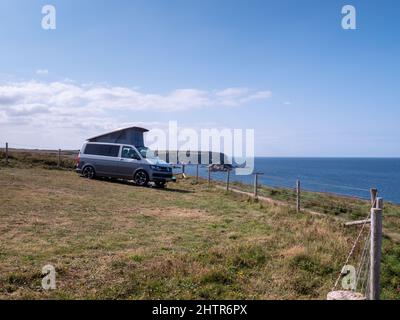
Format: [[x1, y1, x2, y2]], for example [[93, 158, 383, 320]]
[[82, 166, 95, 179], [134, 170, 149, 187]]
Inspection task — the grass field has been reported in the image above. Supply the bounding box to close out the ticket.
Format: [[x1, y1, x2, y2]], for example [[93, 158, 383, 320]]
[[0, 150, 399, 299]]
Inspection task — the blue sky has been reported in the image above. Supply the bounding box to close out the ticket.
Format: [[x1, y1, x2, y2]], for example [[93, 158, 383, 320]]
[[0, 0, 399, 156]]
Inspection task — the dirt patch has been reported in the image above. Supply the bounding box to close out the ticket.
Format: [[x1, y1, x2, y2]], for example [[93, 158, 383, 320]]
[[142, 207, 211, 219], [281, 245, 307, 258]]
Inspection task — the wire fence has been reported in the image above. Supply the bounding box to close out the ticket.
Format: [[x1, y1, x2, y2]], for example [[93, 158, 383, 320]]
[[173, 163, 375, 218], [0, 141, 78, 169], [176, 163, 385, 300]]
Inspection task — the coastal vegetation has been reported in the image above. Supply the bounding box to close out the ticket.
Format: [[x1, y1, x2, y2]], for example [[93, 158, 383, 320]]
[[1, 149, 399, 299]]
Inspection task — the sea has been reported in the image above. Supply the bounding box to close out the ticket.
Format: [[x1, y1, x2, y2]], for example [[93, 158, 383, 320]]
[[179, 158, 400, 204]]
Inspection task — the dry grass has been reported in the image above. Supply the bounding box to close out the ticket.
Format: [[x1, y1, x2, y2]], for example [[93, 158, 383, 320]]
[[0, 155, 399, 299]]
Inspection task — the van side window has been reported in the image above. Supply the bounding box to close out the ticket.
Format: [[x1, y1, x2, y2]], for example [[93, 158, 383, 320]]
[[84, 144, 120, 157], [121, 146, 140, 160]]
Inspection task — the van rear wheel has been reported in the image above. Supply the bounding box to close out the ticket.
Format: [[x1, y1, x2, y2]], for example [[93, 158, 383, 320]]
[[134, 170, 149, 187], [82, 166, 95, 179]]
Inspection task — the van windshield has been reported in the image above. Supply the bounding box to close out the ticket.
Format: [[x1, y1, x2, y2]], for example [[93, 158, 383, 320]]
[[136, 147, 159, 159]]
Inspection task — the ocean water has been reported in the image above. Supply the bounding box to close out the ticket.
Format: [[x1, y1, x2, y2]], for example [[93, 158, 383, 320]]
[[180, 158, 400, 204]]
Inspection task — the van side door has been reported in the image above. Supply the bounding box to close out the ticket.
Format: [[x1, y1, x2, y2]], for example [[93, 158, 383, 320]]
[[116, 146, 142, 179]]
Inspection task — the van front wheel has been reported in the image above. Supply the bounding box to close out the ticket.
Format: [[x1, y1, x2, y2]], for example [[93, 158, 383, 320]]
[[134, 170, 149, 187]]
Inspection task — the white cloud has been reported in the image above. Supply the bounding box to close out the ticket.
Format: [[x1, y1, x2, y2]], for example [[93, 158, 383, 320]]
[[215, 88, 272, 106], [0, 80, 271, 123], [0, 80, 272, 148], [216, 87, 251, 98], [36, 69, 49, 75]]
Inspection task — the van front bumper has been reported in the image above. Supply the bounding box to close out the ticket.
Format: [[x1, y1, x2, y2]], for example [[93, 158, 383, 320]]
[[151, 172, 176, 182]]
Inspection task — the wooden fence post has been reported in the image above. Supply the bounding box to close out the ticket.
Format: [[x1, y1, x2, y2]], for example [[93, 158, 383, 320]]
[[296, 180, 301, 213], [57, 149, 61, 168], [5, 142, 9, 165], [182, 164, 186, 179], [196, 164, 199, 183], [370, 197, 383, 300], [370, 188, 377, 207], [254, 174, 258, 198], [226, 169, 230, 191]]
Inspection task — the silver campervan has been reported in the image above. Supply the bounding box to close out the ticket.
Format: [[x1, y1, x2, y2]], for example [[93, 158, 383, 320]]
[[75, 142, 175, 188]]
